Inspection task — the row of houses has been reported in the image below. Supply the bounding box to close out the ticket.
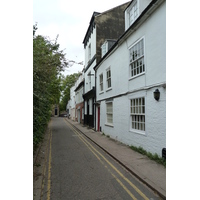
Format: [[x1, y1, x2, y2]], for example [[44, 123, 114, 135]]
[[67, 0, 166, 157]]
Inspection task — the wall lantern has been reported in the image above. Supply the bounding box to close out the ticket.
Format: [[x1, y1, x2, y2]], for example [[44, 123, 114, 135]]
[[153, 89, 160, 101]]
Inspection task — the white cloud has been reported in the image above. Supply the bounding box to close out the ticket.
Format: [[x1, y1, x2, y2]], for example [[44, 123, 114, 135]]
[[33, 0, 129, 76]]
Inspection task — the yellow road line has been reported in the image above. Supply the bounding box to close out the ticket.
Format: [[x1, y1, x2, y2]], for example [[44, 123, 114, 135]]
[[47, 129, 52, 200], [64, 119, 149, 200], [111, 172, 137, 200], [67, 122, 137, 200]]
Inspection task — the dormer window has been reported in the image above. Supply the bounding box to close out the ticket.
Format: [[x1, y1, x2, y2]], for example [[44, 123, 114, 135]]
[[128, 0, 138, 26], [101, 40, 116, 58]]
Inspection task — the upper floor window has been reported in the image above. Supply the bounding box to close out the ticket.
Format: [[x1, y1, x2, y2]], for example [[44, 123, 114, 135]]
[[129, 38, 145, 78], [128, 0, 138, 27], [99, 74, 103, 92], [106, 68, 111, 89]]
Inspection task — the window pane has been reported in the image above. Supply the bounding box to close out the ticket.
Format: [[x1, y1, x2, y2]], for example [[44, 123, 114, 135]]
[[141, 123, 143, 131], [134, 69, 136, 76]]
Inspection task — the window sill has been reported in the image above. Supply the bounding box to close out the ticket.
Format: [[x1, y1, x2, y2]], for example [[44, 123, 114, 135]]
[[106, 87, 112, 92], [99, 91, 104, 95], [105, 123, 114, 128], [129, 129, 146, 136], [129, 72, 145, 81]]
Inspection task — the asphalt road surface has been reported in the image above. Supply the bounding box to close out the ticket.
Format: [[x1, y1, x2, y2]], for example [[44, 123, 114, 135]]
[[41, 117, 161, 200]]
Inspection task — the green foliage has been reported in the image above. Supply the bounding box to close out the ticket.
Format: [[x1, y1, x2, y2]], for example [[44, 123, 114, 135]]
[[33, 24, 68, 151], [59, 72, 81, 111], [130, 145, 166, 167]]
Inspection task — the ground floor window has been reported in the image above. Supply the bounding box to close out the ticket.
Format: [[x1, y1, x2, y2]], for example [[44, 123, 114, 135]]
[[106, 102, 113, 125], [130, 97, 145, 131]]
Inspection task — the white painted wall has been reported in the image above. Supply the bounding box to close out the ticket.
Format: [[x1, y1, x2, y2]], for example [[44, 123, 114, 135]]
[[84, 27, 96, 94], [85, 27, 96, 66], [70, 85, 76, 120], [99, 86, 166, 156], [96, 1, 166, 156], [75, 73, 84, 105], [97, 1, 166, 100], [85, 62, 96, 93]]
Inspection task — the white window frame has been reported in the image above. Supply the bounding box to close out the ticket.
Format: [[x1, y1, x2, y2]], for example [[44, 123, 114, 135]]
[[105, 101, 113, 126], [101, 42, 107, 58], [127, 0, 139, 27], [106, 67, 112, 90], [129, 37, 145, 79], [99, 73, 104, 93], [130, 97, 145, 134]]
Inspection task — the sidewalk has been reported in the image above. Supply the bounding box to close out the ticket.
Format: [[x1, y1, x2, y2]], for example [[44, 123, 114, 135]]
[[66, 118, 166, 199]]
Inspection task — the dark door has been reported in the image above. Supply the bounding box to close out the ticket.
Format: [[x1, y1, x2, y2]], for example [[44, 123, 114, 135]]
[[87, 102, 89, 125], [97, 107, 100, 131]]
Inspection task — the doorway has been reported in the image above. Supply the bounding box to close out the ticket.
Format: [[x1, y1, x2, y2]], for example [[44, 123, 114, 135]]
[[97, 106, 100, 131]]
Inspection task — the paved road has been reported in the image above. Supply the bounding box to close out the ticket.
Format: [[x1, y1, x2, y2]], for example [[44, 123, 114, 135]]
[[41, 117, 161, 200]]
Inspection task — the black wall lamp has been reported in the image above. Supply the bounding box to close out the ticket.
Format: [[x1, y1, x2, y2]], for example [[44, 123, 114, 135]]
[[154, 89, 160, 101]]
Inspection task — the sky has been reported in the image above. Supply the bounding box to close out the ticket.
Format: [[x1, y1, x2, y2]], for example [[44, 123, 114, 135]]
[[33, 0, 130, 76]]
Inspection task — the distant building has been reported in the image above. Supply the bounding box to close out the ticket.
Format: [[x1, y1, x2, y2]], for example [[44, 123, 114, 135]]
[[74, 73, 84, 124], [70, 85, 76, 121]]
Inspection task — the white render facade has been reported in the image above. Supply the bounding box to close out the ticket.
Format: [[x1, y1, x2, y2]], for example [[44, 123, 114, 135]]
[[82, 4, 129, 127], [70, 85, 76, 121], [74, 73, 84, 124], [75, 73, 84, 105], [95, 0, 166, 156], [83, 23, 96, 127], [84, 27, 96, 95]]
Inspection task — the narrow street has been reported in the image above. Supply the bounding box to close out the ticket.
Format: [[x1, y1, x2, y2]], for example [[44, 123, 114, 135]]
[[35, 117, 161, 200]]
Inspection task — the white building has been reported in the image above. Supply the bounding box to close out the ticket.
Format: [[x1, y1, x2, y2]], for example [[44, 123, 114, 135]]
[[82, 2, 130, 128], [74, 73, 84, 124], [70, 85, 76, 121], [94, 0, 166, 156], [66, 100, 71, 116]]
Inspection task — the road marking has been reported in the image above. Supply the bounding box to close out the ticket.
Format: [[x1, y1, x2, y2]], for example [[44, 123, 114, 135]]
[[64, 119, 149, 200], [111, 172, 137, 200], [68, 123, 137, 200], [47, 129, 52, 200]]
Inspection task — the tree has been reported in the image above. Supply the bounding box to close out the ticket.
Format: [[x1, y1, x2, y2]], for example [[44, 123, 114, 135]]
[[33, 24, 68, 150], [59, 72, 81, 111]]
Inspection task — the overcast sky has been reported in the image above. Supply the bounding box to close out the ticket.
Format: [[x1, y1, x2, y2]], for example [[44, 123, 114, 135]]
[[33, 0, 130, 76]]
